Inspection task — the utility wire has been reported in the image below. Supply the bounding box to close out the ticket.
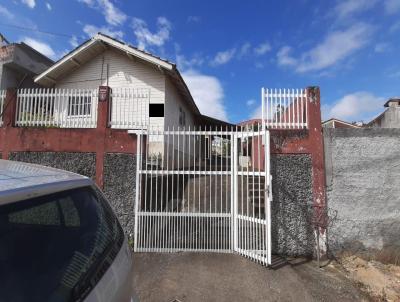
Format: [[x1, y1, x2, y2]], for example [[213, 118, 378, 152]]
[[0, 23, 81, 39]]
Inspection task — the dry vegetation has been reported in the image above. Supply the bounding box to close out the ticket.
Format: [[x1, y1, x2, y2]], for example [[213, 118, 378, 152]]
[[330, 248, 400, 302]]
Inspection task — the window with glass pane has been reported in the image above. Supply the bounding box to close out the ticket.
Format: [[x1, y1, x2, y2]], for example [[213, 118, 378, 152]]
[[68, 96, 92, 116]]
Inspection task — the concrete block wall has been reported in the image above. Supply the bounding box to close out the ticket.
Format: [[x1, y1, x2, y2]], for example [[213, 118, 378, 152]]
[[271, 154, 314, 256], [103, 153, 137, 236], [324, 128, 400, 252]]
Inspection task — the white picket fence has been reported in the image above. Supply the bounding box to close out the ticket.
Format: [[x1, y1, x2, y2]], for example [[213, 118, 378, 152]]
[[16, 88, 99, 128], [14, 87, 151, 129], [0, 90, 5, 127], [109, 88, 150, 129], [262, 88, 308, 129]]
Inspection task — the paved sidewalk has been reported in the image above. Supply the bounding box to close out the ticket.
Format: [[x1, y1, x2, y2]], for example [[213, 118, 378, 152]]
[[133, 253, 370, 302]]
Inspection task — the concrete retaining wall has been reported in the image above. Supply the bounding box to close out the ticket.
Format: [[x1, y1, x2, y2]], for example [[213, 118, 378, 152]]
[[324, 128, 400, 252]]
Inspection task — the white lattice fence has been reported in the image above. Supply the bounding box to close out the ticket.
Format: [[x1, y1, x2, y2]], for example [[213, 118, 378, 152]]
[[109, 88, 150, 129], [16, 88, 98, 128], [262, 88, 308, 129]]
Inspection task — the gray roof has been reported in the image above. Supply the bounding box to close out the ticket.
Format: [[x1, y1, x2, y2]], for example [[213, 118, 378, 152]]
[[0, 160, 92, 205], [384, 98, 400, 107]]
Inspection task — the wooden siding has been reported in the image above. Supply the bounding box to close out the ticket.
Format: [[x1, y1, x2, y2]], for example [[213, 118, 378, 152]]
[[163, 76, 198, 166], [164, 76, 196, 130], [55, 49, 165, 129]]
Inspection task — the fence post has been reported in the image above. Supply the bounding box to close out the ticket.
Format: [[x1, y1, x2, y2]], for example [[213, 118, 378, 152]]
[[97, 86, 111, 129], [3, 89, 17, 127], [95, 86, 111, 188], [0, 89, 17, 159], [306, 86, 327, 259]]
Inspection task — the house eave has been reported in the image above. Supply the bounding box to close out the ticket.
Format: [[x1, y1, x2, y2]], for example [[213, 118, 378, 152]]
[[34, 33, 174, 86], [322, 118, 361, 128]]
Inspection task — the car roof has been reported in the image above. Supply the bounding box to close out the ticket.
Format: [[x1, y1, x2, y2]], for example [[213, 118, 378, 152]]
[[0, 160, 93, 205]]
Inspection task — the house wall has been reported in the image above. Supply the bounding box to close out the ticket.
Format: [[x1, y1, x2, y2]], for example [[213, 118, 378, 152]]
[[164, 76, 196, 129], [163, 76, 198, 168], [370, 107, 400, 128], [56, 49, 165, 100], [324, 128, 400, 253], [55, 49, 166, 130]]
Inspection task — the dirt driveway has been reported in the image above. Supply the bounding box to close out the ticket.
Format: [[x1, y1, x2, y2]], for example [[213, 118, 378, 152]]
[[133, 253, 370, 302]]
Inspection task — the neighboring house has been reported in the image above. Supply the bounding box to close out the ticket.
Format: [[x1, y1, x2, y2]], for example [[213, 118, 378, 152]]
[[367, 98, 400, 128], [0, 41, 53, 89], [322, 118, 361, 129]]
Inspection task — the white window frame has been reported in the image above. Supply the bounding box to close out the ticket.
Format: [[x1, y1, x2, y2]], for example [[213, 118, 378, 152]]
[[67, 96, 92, 117]]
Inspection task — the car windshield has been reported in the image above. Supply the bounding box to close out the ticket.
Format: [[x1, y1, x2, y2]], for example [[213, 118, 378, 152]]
[[0, 186, 123, 302]]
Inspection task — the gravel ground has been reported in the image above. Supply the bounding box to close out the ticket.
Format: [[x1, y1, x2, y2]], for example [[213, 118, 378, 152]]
[[133, 253, 371, 302]]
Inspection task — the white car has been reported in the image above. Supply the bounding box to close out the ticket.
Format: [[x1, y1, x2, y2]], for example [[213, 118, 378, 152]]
[[0, 159, 137, 302]]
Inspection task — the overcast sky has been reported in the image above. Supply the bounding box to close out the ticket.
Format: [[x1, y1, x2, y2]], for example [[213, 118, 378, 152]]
[[1, 0, 400, 123]]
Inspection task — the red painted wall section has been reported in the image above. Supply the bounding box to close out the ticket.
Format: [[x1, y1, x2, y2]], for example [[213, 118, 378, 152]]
[[0, 128, 137, 153], [305, 87, 326, 230], [272, 88, 326, 232]]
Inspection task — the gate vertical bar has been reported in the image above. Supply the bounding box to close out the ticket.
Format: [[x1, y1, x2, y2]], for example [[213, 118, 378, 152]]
[[231, 130, 238, 252], [261, 88, 265, 131], [134, 131, 142, 252], [265, 129, 271, 265]]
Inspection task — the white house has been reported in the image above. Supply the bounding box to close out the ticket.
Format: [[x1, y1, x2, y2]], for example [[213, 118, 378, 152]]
[[31, 33, 230, 164], [34, 33, 200, 131]]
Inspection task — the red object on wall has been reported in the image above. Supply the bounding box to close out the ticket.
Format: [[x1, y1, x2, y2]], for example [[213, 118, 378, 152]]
[[98, 86, 111, 102]]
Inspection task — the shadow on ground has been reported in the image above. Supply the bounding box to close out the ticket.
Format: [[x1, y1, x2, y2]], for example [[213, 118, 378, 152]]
[[133, 253, 370, 302]]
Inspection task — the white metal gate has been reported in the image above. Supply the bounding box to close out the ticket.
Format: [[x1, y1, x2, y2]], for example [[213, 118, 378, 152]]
[[233, 128, 271, 265], [134, 125, 271, 265]]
